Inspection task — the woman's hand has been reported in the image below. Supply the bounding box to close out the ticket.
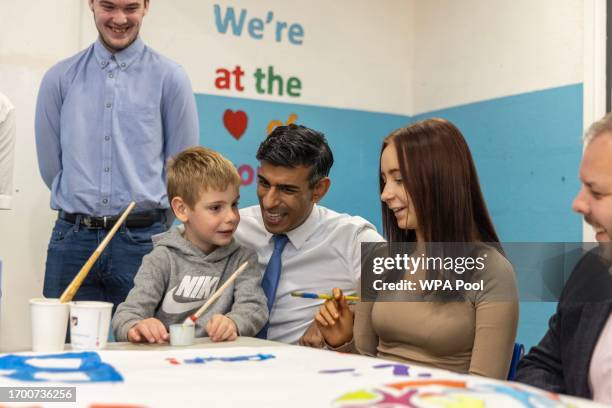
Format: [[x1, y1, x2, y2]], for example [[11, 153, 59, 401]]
[[314, 287, 354, 347]]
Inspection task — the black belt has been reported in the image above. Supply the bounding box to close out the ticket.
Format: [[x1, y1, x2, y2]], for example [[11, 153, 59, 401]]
[[58, 210, 165, 229]]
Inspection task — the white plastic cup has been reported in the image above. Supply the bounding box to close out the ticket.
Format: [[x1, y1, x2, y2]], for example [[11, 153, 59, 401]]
[[170, 323, 195, 346], [30, 298, 69, 352], [69, 301, 113, 350]]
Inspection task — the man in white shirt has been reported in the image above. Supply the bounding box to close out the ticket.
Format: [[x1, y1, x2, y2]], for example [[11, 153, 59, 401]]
[[0, 92, 15, 210], [235, 124, 384, 345], [516, 112, 612, 403]]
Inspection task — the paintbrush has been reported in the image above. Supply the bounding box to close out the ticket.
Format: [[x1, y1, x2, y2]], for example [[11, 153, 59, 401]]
[[291, 291, 360, 301], [59, 202, 136, 303], [183, 261, 250, 326]]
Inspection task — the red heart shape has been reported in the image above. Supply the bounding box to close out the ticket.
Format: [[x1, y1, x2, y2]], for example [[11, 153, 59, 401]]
[[223, 109, 248, 140]]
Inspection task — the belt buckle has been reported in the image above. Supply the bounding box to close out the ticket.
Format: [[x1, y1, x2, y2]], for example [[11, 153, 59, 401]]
[[103, 216, 109, 229], [83, 217, 93, 228]]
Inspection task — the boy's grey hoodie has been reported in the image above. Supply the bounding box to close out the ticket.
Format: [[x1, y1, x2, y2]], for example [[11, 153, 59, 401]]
[[112, 226, 268, 341]]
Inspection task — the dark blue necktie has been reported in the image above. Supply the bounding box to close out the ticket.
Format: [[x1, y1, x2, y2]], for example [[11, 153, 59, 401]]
[[256, 234, 289, 339]]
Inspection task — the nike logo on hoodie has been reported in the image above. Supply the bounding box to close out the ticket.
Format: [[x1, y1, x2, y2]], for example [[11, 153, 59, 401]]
[[161, 275, 220, 314]]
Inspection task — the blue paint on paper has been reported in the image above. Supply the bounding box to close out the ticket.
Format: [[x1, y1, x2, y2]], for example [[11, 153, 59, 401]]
[[184, 353, 275, 364], [0, 352, 123, 383], [474, 384, 560, 408], [373, 363, 410, 376]]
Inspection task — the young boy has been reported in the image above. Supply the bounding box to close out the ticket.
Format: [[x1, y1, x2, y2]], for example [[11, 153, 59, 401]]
[[112, 147, 268, 343]]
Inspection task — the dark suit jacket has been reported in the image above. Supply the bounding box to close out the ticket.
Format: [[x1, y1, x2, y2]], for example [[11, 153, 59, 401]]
[[515, 249, 612, 398]]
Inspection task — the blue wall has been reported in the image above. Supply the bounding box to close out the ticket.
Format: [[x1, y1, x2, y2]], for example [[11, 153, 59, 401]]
[[414, 84, 583, 242], [195, 93, 408, 225], [413, 84, 583, 349], [196, 83, 584, 349]]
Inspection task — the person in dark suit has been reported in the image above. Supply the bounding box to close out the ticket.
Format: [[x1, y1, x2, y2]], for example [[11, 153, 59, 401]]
[[515, 113, 612, 404]]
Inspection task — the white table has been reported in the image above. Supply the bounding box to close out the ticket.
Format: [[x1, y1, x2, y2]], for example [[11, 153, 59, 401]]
[[0, 335, 283, 353], [0, 338, 603, 407], [104, 335, 284, 350]]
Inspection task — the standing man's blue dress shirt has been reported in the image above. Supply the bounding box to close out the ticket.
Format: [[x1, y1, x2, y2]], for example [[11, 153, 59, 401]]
[[35, 37, 199, 216], [35, 26, 199, 311]]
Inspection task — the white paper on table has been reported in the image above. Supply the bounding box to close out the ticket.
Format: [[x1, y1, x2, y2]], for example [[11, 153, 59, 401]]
[[0, 346, 604, 408]]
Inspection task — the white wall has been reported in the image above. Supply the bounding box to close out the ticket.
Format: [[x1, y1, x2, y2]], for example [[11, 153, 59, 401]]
[[0, 0, 83, 349], [412, 0, 583, 114], [583, 0, 606, 242], [80, 0, 416, 114], [0, 0, 415, 348], [409, 0, 602, 242], [0, 0, 602, 349]]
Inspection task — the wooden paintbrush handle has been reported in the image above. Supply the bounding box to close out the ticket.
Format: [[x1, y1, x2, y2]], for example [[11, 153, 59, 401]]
[[59, 253, 101, 303], [59, 202, 136, 303], [192, 261, 250, 320]]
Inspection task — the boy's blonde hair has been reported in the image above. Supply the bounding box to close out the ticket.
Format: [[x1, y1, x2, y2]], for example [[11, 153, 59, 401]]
[[167, 146, 241, 208]]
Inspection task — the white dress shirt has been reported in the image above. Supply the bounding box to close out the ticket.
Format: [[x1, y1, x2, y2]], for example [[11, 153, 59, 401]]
[[0, 92, 15, 210], [589, 311, 612, 404], [235, 204, 385, 344]]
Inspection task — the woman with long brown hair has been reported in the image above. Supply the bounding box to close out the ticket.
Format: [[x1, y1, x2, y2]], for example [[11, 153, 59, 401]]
[[315, 118, 518, 379]]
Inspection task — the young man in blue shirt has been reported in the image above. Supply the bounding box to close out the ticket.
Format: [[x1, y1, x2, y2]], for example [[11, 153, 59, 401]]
[[35, 0, 199, 309]]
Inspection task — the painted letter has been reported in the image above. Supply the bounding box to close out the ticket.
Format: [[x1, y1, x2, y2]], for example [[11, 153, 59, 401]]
[[214, 5, 247, 36]]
